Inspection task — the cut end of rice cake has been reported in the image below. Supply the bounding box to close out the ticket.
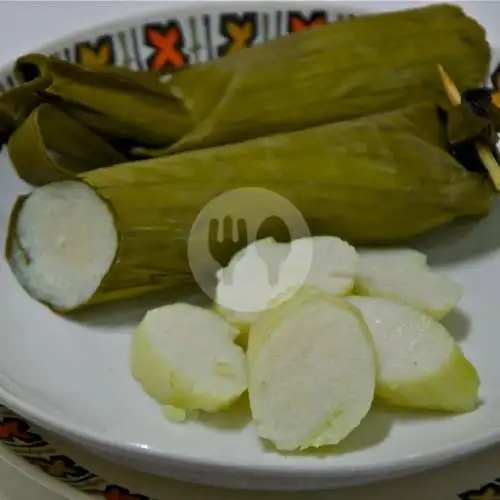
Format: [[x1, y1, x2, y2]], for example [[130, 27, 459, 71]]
[[215, 237, 306, 317], [212, 303, 252, 348], [299, 236, 358, 296], [348, 297, 456, 382], [348, 296, 479, 413], [355, 249, 462, 319], [214, 236, 358, 334], [8, 181, 118, 311], [377, 344, 480, 413], [248, 291, 376, 451], [131, 303, 247, 413]]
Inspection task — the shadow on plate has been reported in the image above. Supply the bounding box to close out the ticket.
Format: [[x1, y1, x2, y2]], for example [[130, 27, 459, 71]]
[[441, 309, 471, 342], [66, 282, 210, 331], [196, 394, 252, 431], [412, 199, 500, 266], [258, 399, 479, 457], [259, 403, 394, 457]]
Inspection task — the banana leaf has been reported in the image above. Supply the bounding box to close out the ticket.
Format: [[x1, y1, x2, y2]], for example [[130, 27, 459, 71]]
[[140, 3, 491, 156], [432, 65, 500, 188], [7, 103, 127, 184], [5, 102, 496, 312], [457, 84, 500, 135], [12, 53, 192, 147], [0, 3, 491, 176], [0, 77, 48, 143]]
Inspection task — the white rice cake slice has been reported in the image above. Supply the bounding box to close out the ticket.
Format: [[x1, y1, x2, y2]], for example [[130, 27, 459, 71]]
[[131, 303, 246, 414]]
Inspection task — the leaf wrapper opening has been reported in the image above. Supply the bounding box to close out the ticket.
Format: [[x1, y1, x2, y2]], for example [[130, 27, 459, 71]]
[[7, 103, 127, 185], [14, 53, 193, 147]]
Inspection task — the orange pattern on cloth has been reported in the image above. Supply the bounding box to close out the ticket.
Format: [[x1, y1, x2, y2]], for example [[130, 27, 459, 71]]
[[75, 36, 115, 67], [288, 11, 328, 33], [145, 23, 189, 71]]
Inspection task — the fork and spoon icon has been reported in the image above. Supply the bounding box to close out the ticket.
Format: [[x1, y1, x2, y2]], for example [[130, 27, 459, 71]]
[[208, 215, 291, 286]]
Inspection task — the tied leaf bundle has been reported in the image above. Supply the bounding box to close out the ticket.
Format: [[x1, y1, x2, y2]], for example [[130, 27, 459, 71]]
[[12, 53, 192, 146], [0, 54, 192, 185], [0, 3, 492, 185], [448, 64, 500, 185], [434, 65, 500, 189], [7, 103, 127, 184], [5, 102, 495, 313], [147, 3, 491, 156]]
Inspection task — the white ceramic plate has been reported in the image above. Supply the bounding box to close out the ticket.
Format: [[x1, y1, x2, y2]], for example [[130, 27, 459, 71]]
[[2, 0, 500, 492], [6, 403, 500, 500]]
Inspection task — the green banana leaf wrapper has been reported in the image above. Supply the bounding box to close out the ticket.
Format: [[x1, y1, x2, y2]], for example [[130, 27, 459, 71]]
[[7, 103, 127, 184], [459, 63, 500, 126], [0, 3, 492, 186], [0, 77, 47, 144], [10, 53, 192, 147], [1, 54, 191, 184], [6, 102, 496, 311], [452, 77, 500, 135], [143, 3, 491, 156]]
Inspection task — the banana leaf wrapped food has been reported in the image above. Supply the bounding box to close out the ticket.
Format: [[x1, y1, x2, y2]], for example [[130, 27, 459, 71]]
[[8, 103, 127, 185], [1, 53, 188, 184], [0, 77, 47, 143], [5, 102, 496, 313], [136, 3, 492, 156], [1, 2, 492, 185], [11, 53, 192, 147], [452, 63, 500, 135]]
